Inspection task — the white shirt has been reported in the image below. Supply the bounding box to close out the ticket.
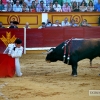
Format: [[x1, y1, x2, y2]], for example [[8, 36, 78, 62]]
[[3, 43, 23, 58], [87, 6, 94, 12], [79, 6, 87, 12], [52, 24, 61, 27], [61, 21, 70, 26], [53, 4, 61, 12], [13, 4, 22, 12]]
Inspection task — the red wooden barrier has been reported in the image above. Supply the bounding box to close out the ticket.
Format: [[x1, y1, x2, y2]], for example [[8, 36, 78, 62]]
[[0, 27, 100, 53], [0, 28, 24, 53]]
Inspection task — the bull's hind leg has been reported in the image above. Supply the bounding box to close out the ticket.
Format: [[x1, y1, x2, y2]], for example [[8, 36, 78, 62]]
[[71, 63, 77, 77]]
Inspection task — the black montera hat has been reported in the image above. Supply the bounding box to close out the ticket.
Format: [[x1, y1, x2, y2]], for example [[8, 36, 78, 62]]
[[14, 38, 22, 44], [13, 21, 19, 24], [42, 22, 45, 24]]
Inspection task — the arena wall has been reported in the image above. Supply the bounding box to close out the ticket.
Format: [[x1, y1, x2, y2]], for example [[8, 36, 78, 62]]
[[0, 27, 100, 53]]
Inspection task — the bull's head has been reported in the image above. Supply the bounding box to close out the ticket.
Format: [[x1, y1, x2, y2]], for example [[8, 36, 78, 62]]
[[45, 48, 58, 63]]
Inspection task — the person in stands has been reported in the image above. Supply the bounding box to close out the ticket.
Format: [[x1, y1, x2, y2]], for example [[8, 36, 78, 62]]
[[61, 17, 70, 26], [13, 0, 22, 12], [52, 20, 61, 27], [80, 19, 91, 26], [38, 22, 46, 29], [3, 38, 23, 77], [13, 21, 19, 28], [94, 0, 100, 12], [8, 21, 14, 28], [23, 22, 31, 28], [62, 2, 71, 12], [0, 21, 5, 28]]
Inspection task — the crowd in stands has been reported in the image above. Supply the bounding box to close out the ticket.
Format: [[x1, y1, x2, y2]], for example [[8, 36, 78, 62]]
[[38, 18, 91, 29], [0, 0, 100, 12], [0, 21, 31, 28], [0, 18, 91, 29]]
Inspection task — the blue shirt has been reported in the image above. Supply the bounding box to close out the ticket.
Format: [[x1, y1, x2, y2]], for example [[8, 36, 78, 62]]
[[94, 3, 100, 12], [0, 4, 4, 10]]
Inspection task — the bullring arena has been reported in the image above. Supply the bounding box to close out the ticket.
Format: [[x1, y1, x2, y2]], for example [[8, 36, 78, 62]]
[[0, 12, 100, 100], [0, 53, 100, 100]]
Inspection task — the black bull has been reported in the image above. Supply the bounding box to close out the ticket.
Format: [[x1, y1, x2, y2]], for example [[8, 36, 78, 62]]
[[45, 38, 100, 76]]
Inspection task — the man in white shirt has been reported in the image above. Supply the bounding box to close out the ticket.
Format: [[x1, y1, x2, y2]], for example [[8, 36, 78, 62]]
[[61, 17, 70, 26], [13, 0, 22, 12], [52, 20, 61, 27], [3, 38, 23, 77], [53, 1, 62, 12]]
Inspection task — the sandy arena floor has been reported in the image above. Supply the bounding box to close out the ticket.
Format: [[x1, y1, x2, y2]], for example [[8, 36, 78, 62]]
[[0, 53, 100, 100]]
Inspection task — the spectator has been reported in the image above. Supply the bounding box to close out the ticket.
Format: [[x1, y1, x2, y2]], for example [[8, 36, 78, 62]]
[[62, 2, 71, 12], [80, 19, 91, 26], [38, 0, 46, 6], [19, 0, 23, 5], [23, 22, 31, 28], [13, 0, 22, 12], [46, 0, 53, 6], [47, 2, 56, 12], [87, 0, 94, 12], [46, 19, 52, 27], [13, 21, 19, 28], [79, 1, 87, 12], [71, 1, 79, 12], [4, 0, 13, 12], [38, 0, 53, 6], [8, 21, 14, 28], [53, 0, 62, 6], [38, 22, 46, 29], [70, 19, 78, 27], [63, 0, 71, 6], [36, 0, 47, 12], [0, 21, 5, 28], [13, 0, 17, 4], [94, 0, 98, 6], [61, 17, 70, 26], [53, 0, 62, 12], [0, 0, 4, 11], [2, 0, 7, 5], [30, 1, 36, 12], [24, 0, 33, 7], [52, 20, 61, 27], [71, 0, 81, 7], [78, 0, 87, 6], [22, 2, 29, 12], [94, 0, 100, 12]]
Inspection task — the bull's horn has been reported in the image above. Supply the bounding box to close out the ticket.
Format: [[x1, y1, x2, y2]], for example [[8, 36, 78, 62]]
[[47, 49, 53, 54]]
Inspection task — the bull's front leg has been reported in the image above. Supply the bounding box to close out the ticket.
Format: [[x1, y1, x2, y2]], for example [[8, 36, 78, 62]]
[[71, 63, 77, 77]]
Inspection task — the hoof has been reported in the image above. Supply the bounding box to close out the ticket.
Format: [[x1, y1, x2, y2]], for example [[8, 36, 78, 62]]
[[73, 75, 77, 77], [99, 74, 100, 76], [71, 74, 77, 77]]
